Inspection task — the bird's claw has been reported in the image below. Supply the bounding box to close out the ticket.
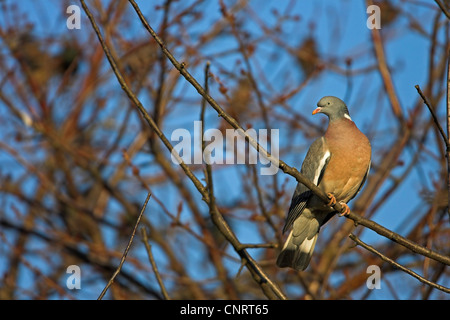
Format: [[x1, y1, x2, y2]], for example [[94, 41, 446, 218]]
[[327, 194, 350, 216], [339, 202, 351, 216], [327, 193, 336, 206]]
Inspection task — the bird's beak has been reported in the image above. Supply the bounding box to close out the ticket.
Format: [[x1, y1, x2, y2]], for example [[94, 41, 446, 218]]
[[312, 107, 321, 115]]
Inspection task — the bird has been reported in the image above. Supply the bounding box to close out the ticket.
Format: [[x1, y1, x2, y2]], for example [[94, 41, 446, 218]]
[[277, 96, 371, 271]]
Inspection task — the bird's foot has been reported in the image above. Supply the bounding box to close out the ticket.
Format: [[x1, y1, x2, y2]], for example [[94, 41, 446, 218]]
[[339, 202, 351, 216], [327, 193, 337, 207]]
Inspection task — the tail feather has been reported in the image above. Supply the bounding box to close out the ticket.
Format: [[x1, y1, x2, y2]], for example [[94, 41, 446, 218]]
[[276, 231, 318, 271], [277, 214, 320, 271]]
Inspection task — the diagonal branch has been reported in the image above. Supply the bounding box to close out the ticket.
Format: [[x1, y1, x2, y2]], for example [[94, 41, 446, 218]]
[[141, 227, 171, 300], [201, 62, 240, 300], [367, 0, 404, 125], [349, 234, 450, 294], [435, 0, 450, 20], [347, 214, 450, 266], [416, 78, 450, 221], [447, 52, 450, 221], [97, 191, 152, 300], [415, 84, 450, 151]]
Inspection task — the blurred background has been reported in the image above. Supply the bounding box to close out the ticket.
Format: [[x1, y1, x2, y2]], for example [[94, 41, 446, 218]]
[[0, 0, 449, 299]]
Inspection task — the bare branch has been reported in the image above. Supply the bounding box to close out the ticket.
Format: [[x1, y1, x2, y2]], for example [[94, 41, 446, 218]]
[[415, 84, 450, 151], [349, 233, 450, 294], [367, 0, 404, 124], [435, 0, 450, 20], [140, 227, 171, 300], [97, 192, 152, 300], [447, 52, 450, 220]]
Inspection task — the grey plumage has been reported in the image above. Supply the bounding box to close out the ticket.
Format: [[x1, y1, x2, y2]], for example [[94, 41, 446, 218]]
[[282, 137, 329, 234], [277, 96, 371, 271]]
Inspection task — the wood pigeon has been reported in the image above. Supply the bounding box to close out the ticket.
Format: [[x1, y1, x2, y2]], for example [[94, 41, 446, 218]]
[[277, 96, 371, 271]]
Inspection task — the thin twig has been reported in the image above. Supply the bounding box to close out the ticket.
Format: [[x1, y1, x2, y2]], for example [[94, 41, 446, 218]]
[[251, 164, 280, 243], [241, 243, 278, 249], [349, 233, 450, 294], [200, 61, 210, 154], [97, 192, 152, 300], [200, 63, 241, 299], [415, 84, 450, 151], [367, 0, 404, 124], [447, 53, 450, 220], [151, 0, 172, 136], [347, 210, 450, 266], [140, 227, 170, 300], [415, 80, 450, 219], [435, 0, 450, 20]]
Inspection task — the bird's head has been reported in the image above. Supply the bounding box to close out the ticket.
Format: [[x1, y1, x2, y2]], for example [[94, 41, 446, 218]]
[[313, 96, 351, 121]]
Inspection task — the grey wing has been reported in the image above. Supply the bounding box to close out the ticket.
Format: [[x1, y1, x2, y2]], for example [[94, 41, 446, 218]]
[[282, 137, 330, 234]]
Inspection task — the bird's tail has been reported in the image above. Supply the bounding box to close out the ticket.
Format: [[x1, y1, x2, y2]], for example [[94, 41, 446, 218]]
[[276, 216, 319, 271]]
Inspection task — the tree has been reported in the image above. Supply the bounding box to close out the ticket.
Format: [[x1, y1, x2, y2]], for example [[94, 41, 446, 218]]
[[0, 0, 449, 300]]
